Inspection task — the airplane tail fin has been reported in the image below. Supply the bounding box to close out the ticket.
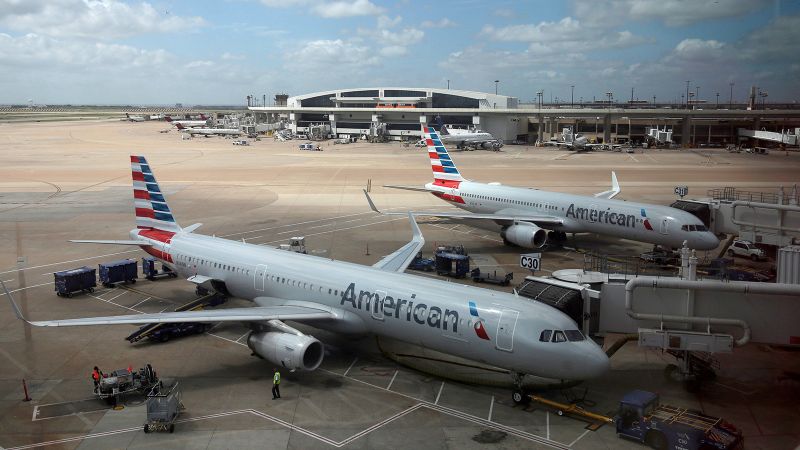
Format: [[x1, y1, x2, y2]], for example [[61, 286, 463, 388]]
[[175, 123, 185, 130], [199, 114, 207, 120], [422, 125, 464, 186], [434, 115, 448, 135], [164, 116, 173, 122], [131, 156, 181, 232]]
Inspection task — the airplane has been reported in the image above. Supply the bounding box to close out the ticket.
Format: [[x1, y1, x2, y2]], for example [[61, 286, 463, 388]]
[[125, 113, 145, 122], [3, 155, 610, 402], [369, 125, 719, 251], [544, 127, 620, 151], [433, 116, 502, 150], [166, 114, 210, 128], [175, 123, 242, 136]]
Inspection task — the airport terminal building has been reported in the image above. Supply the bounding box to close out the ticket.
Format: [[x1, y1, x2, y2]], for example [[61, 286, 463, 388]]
[[249, 87, 800, 147]]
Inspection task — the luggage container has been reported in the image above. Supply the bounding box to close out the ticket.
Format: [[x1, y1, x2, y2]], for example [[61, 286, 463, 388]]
[[144, 379, 183, 433], [54, 266, 96, 297], [98, 259, 138, 287]]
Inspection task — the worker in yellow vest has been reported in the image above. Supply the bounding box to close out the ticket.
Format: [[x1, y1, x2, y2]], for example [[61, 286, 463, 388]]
[[272, 368, 281, 399]]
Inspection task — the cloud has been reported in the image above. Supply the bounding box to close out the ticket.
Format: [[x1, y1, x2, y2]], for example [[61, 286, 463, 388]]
[[572, 0, 771, 27], [493, 8, 515, 18], [221, 52, 246, 61], [0, 0, 206, 40], [260, 0, 383, 18], [377, 15, 402, 28], [421, 18, 456, 28], [356, 16, 424, 59], [287, 38, 379, 69]]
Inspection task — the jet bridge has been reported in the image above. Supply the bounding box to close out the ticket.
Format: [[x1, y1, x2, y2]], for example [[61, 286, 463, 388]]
[[738, 128, 799, 146]]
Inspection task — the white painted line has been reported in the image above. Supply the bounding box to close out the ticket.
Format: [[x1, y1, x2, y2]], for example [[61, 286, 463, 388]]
[[105, 291, 127, 302], [207, 332, 247, 347], [32, 405, 39, 422], [568, 429, 591, 448], [262, 217, 405, 245], [7, 282, 51, 294], [338, 404, 423, 446], [234, 331, 250, 343], [386, 370, 398, 390], [130, 297, 151, 309], [274, 229, 300, 236], [343, 357, 358, 377], [434, 381, 445, 405], [546, 411, 550, 440], [2, 279, 15, 283], [488, 396, 494, 422], [0, 250, 138, 275], [87, 294, 141, 314]]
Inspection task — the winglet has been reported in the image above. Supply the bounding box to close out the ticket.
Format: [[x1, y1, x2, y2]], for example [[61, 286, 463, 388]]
[[183, 223, 203, 233], [1, 279, 29, 324], [408, 211, 422, 242], [371, 212, 425, 273], [364, 189, 383, 215], [594, 171, 621, 199]]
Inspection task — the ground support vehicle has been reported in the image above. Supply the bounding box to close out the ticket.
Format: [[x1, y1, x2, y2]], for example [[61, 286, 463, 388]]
[[435, 246, 470, 278], [615, 390, 743, 450], [126, 293, 226, 343], [142, 257, 178, 281], [94, 364, 158, 405], [470, 268, 513, 286], [99, 259, 137, 287], [54, 266, 96, 297], [727, 239, 767, 261], [144, 379, 183, 433], [408, 252, 435, 272], [639, 249, 679, 266]]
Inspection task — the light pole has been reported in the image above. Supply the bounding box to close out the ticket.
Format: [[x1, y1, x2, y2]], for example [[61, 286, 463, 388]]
[[653, 95, 656, 106], [570, 85, 574, 107], [536, 91, 543, 109], [605, 91, 613, 108], [695, 86, 699, 103], [494, 80, 499, 95], [447, 79, 450, 90], [729, 82, 734, 109], [685, 80, 690, 109], [631, 86, 634, 104], [716, 92, 719, 109]]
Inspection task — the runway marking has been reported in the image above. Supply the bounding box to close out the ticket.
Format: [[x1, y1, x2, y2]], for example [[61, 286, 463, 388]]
[[6, 282, 51, 294], [428, 223, 503, 243], [219, 208, 406, 238], [95, 288, 118, 299], [343, 357, 358, 377], [547, 411, 550, 440], [488, 395, 495, 422], [207, 332, 243, 346], [234, 331, 250, 343], [0, 250, 138, 275], [2, 278, 15, 283], [130, 297, 151, 309], [87, 294, 141, 314], [386, 370, 398, 390], [105, 291, 127, 302], [260, 217, 405, 246], [434, 381, 445, 405], [627, 154, 639, 163], [568, 429, 591, 447]]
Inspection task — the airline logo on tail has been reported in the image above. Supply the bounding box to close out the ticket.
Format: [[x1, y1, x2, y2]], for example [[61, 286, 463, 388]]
[[131, 156, 180, 233], [469, 301, 490, 340], [423, 126, 465, 205]]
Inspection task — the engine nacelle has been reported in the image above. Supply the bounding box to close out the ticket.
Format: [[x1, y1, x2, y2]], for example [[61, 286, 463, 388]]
[[501, 223, 548, 249], [247, 331, 324, 371]]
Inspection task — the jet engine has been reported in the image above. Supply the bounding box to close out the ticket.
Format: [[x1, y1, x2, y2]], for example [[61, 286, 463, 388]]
[[501, 223, 548, 248], [247, 331, 324, 371]]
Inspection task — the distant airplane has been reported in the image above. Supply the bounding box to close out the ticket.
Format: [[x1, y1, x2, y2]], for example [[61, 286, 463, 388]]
[[544, 127, 620, 151], [175, 123, 241, 136], [125, 113, 145, 122], [166, 114, 210, 128], [434, 116, 502, 150], [4, 156, 609, 400], [371, 125, 719, 251]]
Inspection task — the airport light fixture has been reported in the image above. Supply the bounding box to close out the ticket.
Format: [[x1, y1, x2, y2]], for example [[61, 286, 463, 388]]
[[605, 91, 613, 108], [729, 82, 734, 109], [685, 80, 690, 109], [571, 85, 574, 107], [494, 80, 499, 95], [716, 92, 720, 109]]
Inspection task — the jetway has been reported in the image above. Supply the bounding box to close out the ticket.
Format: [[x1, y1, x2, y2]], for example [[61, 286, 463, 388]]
[[738, 128, 799, 146]]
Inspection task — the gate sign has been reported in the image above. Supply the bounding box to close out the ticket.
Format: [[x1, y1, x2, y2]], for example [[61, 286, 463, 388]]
[[674, 186, 688, 198], [520, 253, 541, 271]]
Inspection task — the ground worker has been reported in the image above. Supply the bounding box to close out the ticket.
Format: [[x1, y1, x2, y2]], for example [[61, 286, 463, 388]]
[[272, 368, 281, 399], [91, 366, 102, 389]]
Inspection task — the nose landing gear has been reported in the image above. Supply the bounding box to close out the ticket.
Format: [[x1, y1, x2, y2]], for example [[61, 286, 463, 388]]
[[511, 372, 531, 405]]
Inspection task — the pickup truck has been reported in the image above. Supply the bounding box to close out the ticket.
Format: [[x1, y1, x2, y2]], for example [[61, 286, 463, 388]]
[[615, 390, 743, 450]]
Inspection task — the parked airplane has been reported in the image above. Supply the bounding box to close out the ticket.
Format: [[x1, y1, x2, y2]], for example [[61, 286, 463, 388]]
[[166, 114, 210, 128], [125, 113, 145, 122], [371, 126, 719, 251], [175, 123, 241, 136], [544, 127, 620, 151], [4, 156, 609, 399], [434, 116, 502, 150]]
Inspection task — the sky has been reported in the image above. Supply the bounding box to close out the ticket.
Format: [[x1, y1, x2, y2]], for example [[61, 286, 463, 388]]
[[0, 0, 798, 106]]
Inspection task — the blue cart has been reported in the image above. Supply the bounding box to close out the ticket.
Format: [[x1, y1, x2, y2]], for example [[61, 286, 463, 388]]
[[142, 257, 177, 281], [99, 259, 138, 287], [54, 266, 96, 297]]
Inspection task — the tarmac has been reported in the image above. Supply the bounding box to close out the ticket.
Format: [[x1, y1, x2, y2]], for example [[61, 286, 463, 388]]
[[0, 119, 798, 449]]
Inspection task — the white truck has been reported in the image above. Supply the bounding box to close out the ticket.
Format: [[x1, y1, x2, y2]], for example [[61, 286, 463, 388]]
[[727, 239, 767, 261]]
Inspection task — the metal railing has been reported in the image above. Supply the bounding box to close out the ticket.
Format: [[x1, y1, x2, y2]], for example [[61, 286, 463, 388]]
[[707, 187, 799, 205]]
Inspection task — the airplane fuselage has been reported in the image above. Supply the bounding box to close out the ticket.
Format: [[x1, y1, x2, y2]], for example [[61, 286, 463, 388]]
[[424, 181, 719, 250], [133, 228, 609, 380]]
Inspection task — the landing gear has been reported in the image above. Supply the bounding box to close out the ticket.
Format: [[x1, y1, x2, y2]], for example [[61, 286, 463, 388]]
[[510, 372, 531, 405]]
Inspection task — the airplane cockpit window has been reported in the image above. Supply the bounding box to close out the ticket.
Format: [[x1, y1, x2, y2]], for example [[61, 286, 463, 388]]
[[539, 330, 553, 342], [564, 330, 585, 341], [552, 330, 567, 343]]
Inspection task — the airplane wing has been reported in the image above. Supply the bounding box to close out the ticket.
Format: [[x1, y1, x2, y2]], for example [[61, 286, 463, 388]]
[[383, 184, 434, 192], [593, 171, 620, 200], [70, 239, 148, 245], [3, 282, 332, 327], [364, 190, 563, 226], [371, 210, 424, 273]]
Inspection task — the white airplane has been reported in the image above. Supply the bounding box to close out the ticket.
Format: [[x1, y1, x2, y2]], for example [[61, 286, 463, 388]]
[[4, 155, 609, 401], [434, 116, 502, 150], [175, 123, 241, 136], [125, 113, 145, 122], [372, 126, 719, 251], [545, 127, 620, 151], [166, 114, 210, 128]]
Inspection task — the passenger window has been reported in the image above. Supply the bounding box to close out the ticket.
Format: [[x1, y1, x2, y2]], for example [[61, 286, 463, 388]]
[[539, 330, 553, 342], [552, 330, 567, 343], [335, 290, 338, 296], [564, 330, 585, 341]]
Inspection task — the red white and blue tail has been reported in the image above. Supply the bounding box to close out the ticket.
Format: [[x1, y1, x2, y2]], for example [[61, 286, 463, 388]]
[[131, 155, 181, 233], [423, 125, 464, 188]]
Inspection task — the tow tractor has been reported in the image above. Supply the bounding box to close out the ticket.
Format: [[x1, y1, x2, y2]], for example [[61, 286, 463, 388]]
[[125, 293, 226, 343], [142, 257, 178, 281], [435, 245, 470, 278], [408, 252, 435, 272], [95, 363, 158, 405], [470, 268, 513, 286]]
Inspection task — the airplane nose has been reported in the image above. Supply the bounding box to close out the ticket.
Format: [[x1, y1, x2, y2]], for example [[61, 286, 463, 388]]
[[699, 233, 720, 251], [581, 345, 610, 379]]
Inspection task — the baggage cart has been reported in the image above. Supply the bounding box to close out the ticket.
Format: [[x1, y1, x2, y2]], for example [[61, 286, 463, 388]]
[[94, 363, 158, 405], [141, 257, 177, 281], [54, 266, 96, 297], [144, 379, 183, 433], [99, 259, 138, 287]]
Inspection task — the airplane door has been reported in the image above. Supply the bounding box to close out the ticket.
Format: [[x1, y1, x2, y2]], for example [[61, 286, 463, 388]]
[[254, 264, 267, 291], [495, 309, 519, 352], [660, 218, 668, 234], [371, 290, 385, 321]]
